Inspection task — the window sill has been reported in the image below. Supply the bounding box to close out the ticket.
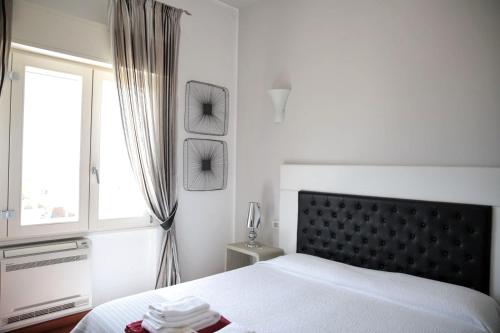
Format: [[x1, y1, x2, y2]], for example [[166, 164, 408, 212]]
[[0, 222, 159, 247]]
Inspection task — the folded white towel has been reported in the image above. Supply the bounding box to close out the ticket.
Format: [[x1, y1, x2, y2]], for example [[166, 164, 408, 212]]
[[142, 310, 221, 332], [148, 307, 207, 322], [144, 310, 219, 329], [148, 296, 209, 318], [184, 311, 220, 331], [216, 323, 255, 333]]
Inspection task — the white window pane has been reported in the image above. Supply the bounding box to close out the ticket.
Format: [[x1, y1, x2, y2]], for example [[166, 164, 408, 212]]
[[21, 66, 82, 225], [98, 80, 147, 220]]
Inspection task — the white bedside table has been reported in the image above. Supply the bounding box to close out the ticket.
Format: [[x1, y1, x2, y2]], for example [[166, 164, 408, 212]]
[[225, 242, 284, 271]]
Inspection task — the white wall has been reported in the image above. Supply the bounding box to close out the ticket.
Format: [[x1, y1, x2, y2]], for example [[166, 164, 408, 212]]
[[13, 0, 111, 63], [235, 0, 500, 245], [7, 0, 238, 305], [88, 228, 162, 306], [168, 0, 238, 282]]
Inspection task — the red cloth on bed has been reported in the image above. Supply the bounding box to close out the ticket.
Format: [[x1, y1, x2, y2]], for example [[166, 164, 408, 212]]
[[125, 320, 144, 333], [198, 316, 231, 333], [124, 316, 231, 333]]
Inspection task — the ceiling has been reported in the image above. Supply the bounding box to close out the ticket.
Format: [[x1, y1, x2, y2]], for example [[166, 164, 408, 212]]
[[26, 0, 262, 19], [218, 0, 263, 9]]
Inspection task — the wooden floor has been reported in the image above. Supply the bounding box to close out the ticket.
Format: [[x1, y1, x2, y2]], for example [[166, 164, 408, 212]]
[[10, 311, 89, 333]]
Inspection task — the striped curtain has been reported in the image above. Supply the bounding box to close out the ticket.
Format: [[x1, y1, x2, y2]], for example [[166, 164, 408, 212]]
[[110, 0, 183, 288], [0, 0, 12, 96]]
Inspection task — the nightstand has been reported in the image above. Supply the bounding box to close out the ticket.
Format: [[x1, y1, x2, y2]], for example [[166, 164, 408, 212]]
[[225, 242, 284, 271]]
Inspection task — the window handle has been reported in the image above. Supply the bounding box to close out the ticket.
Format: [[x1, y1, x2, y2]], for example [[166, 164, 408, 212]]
[[92, 166, 100, 184], [0, 210, 15, 220]]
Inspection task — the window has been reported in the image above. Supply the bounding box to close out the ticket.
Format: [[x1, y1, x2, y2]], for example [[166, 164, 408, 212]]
[[2, 50, 149, 239], [89, 70, 150, 231], [21, 66, 83, 226]]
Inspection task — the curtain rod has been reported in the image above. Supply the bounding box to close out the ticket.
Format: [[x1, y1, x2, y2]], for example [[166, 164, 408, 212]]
[[106, 1, 192, 17]]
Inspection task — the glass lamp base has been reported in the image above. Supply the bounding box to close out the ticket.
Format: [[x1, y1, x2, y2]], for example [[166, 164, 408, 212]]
[[247, 228, 261, 248]]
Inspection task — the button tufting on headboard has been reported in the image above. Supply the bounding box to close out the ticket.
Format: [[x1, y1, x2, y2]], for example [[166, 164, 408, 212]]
[[297, 191, 492, 294]]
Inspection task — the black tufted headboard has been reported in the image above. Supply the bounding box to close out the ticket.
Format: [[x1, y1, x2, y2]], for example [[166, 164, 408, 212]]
[[297, 191, 492, 294]]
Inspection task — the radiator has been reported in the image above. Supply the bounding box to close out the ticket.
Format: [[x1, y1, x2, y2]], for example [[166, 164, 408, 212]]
[[0, 239, 91, 331]]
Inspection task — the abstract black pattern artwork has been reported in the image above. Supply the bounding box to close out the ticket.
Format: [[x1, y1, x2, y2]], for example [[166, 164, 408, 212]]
[[183, 139, 228, 191], [185, 81, 229, 136]]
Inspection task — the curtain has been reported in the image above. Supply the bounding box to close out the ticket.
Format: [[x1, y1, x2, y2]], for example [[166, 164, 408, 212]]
[[110, 0, 183, 288], [0, 0, 12, 96]]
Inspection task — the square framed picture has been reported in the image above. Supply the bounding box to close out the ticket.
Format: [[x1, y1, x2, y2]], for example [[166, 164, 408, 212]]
[[185, 81, 229, 136], [183, 138, 227, 191]]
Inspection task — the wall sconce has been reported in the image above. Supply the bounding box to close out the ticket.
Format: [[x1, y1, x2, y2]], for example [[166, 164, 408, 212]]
[[268, 88, 291, 123]]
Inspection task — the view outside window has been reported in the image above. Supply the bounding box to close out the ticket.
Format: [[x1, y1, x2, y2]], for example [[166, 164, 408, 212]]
[[21, 66, 82, 225], [97, 80, 147, 220]]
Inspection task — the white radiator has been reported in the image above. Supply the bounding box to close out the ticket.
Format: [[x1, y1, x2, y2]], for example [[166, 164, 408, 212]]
[[0, 239, 91, 331]]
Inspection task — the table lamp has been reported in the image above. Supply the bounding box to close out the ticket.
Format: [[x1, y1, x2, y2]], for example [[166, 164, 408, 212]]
[[246, 202, 262, 248]]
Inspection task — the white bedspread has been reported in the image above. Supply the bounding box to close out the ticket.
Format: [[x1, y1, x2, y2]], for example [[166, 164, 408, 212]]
[[72, 254, 500, 333]]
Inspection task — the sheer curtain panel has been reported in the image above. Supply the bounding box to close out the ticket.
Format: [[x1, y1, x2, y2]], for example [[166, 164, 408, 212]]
[[110, 0, 184, 288], [0, 0, 12, 96]]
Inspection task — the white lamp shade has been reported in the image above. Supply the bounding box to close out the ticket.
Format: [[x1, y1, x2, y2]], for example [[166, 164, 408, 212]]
[[268, 88, 291, 123], [246, 202, 261, 229]]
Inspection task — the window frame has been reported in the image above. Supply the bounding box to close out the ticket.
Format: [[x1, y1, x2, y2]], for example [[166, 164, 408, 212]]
[[89, 69, 151, 231], [0, 52, 12, 240], [2, 49, 152, 241], [7, 50, 93, 239]]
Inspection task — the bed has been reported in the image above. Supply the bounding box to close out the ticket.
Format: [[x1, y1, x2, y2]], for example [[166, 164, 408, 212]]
[[73, 165, 500, 333], [73, 253, 499, 333]]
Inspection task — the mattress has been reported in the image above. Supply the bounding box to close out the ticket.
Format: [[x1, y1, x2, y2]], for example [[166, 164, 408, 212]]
[[72, 254, 500, 333]]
